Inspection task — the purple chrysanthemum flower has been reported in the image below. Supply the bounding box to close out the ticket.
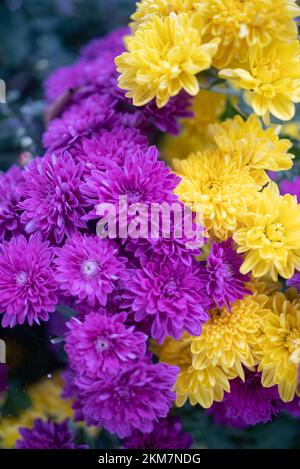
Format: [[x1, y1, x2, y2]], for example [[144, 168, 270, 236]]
[[44, 61, 85, 103], [125, 203, 203, 266], [123, 258, 211, 344], [283, 397, 300, 418], [79, 55, 122, 99], [124, 310, 154, 337], [69, 279, 130, 318], [79, 27, 129, 60], [65, 312, 147, 376], [0, 363, 8, 394], [116, 92, 194, 137], [44, 27, 193, 137], [16, 419, 87, 449], [125, 236, 199, 268], [142, 92, 193, 135], [81, 146, 180, 222], [43, 94, 117, 152], [54, 233, 127, 307], [62, 369, 78, 401], [207, 401, 248, 429], [61, 370, 87, 423], [44, 29, 126, 113], [18, 152, 86, 244], [207, 369, 282, 428], [105, 280, 129, 316], [75, 361, 178, 438], [74, 302, 108, 319], [199, 239, 250, 309], [280, 176, 300, 202], [0, 233, 57, 327], [123, 416, 192, 449], [69, 127, 148, 175], [44, 54, 120, 111], [0, 166, 24, 241]]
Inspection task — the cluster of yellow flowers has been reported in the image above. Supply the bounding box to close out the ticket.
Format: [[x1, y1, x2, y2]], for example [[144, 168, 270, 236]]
[[174, 113, 300, 283], [118, 1, 300, 412], [165, 113, 300, 405], [155, 283, 300, 406], [154, 291, 265, 408], [116, 0, 300, 122]]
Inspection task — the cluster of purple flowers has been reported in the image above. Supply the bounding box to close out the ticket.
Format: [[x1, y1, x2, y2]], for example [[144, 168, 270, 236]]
[[0, 26, 286, 447], [0, 233, 57, 327], [0, 28, 195, 443]]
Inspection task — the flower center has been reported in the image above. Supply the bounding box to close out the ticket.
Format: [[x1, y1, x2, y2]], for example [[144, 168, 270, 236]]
[[116, 389, 131, 401], [265, 222, 285, 243], [207, 180, 220, 193], [164, 278, 177, 295], [223, 263, 232, 278], [254, 59, 281, 85], [95, 337, 109, 353], [81, 260, 98, 278], [210, 307, 224, 320], [16, 271, 28, 286]]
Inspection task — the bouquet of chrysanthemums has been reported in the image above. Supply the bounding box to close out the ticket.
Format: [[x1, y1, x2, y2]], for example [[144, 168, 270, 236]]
[[1, 0, 300, 450]]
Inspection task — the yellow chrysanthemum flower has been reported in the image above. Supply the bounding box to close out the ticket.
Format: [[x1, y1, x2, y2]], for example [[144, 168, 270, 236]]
[[160, 89, 226, 163], [191, 297, 264, 378], [130, 0, 197, 31], [115, 13, 219, 108], [234, 182, 300, 280], [257, 291, 300, 402], [200, 0, 300, 68], [209, 114, 294, 185], [154, 335, 237, 408], [220, 41, 300, 122], [0, 373, 73, 448], [174, 148, 259, 239], [155, 295, 266, 408], [175, 362, 236, 408]]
